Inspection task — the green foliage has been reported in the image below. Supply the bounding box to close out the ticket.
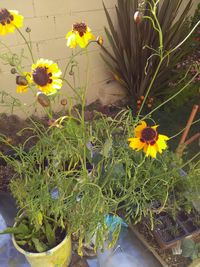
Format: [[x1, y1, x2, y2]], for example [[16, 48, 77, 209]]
[[182, 239, 200, 260], [0, 0, 199, 256], [158, 2, 200, 109], [91, 111, 200, 227], [0, 110, 129, 253], [177, 162, 200, 210], [102, 0, 194, 104]]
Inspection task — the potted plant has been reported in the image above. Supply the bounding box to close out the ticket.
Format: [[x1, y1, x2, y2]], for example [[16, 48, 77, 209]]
[[0, 7, 125, 266]]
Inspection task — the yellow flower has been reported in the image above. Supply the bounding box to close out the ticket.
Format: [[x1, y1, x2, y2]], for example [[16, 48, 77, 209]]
[[128, 121, 169, 158], [31, 59, 62, 95], [16, 73, 31, 93], [0, 8, 23, 35], [66, 22, 95, 48]]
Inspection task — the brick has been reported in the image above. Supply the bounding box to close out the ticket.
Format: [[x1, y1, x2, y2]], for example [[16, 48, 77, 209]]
[[70, 0, 102, 12], [0, 0, 35, 18], [70, 0, 116, 12], [33, 0, 70, 16], [90, 66, 110, 84], [0, 31, 19, 47], [54, 14, 73, 39], [0, 0, 122, 116], [37, 38, 70, 61], [11, 43, 38, 67], [38, 38, 71, 60], [17, 17, 56, 43]]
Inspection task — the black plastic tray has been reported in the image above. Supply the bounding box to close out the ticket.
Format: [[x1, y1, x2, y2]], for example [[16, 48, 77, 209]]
[[153, 211, 200, 249]]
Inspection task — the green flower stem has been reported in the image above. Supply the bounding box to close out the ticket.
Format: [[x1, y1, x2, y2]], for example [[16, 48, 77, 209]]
[[136, 57, 163, 121], [170, 118, 200, 140], [15, 27, 35, 63], [181, 151, 200, 168], [168, 20, 200, 55], [143, 16, 160, 33], [63, 46, 91, 176], [62, 40, 96, 80], [145, 151, 200, 182], [43, 106, 53, 120], [152, 14, 163, 56], [136, 2, 200, 122], [61, 78, 82, 101], [81, 48, 90, 176], [136, 1, 164, 121], [0, 41, 12, 53], [0, 41, 24, 74], [141, 72, 199, 121], [62, 47, 89, 80]]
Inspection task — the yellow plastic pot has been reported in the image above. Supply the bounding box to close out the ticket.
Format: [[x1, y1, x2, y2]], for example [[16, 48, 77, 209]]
[[12, 232, 72, 267]]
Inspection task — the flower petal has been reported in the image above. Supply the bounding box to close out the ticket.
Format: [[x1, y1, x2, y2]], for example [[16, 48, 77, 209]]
[[159, 134, 169, 141], [134, 121, 147, 138], [156, 136, 168, 153], [129, 137, 145, 151], [146, 144, 157, 158]]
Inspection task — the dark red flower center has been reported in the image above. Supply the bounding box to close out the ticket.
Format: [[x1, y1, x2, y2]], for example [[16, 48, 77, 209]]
[[32, 67, 52, 87], [73, 22, 87, 37], [141, 127, 158, 145], [0, 8, 14, 25]]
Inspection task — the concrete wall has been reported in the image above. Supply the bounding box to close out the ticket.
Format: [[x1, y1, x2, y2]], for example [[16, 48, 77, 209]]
[[0, 0, 198, 116], [0, 0, 123, 116]]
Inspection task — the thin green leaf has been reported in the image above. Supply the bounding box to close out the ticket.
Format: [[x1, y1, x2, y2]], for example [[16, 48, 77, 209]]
[[32, 238, 48, 253]]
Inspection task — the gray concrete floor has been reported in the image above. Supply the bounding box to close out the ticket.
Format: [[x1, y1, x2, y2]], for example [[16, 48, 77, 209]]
[[0, 192, 162, 267]]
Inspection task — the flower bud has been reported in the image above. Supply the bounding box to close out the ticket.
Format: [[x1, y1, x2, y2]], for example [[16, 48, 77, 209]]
[[26, 27, 31, 33], [16, 75, 28, 86], [69, 70, 74, 76], [134, 11, 142, 24], [96, 36, 103, 46], [11, 68, 17, 74], [61, 98, 67, 106], [37, 92, 50, 107]]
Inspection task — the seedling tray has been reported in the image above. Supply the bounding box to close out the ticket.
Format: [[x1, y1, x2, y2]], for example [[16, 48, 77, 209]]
[[154, 211, 200, 249]]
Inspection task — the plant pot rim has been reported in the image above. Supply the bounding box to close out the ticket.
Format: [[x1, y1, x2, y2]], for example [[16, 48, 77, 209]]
[[12, 216, 70, 257], [12, 232, 70, 257]]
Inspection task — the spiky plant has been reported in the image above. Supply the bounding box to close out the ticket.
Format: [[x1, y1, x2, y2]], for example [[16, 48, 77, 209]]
[[102, 0, 193, 110]]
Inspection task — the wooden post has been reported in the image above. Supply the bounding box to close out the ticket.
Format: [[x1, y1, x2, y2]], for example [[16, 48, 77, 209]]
[[176, 105, 199, 158]]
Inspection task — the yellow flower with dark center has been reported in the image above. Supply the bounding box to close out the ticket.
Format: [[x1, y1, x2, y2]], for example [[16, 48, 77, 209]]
[[31, 59, 62, 95], [0, 8, 23, 35], [128, 121, 169, 158], [16, 73, 31, 93], [66, 22, 95, 48]]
